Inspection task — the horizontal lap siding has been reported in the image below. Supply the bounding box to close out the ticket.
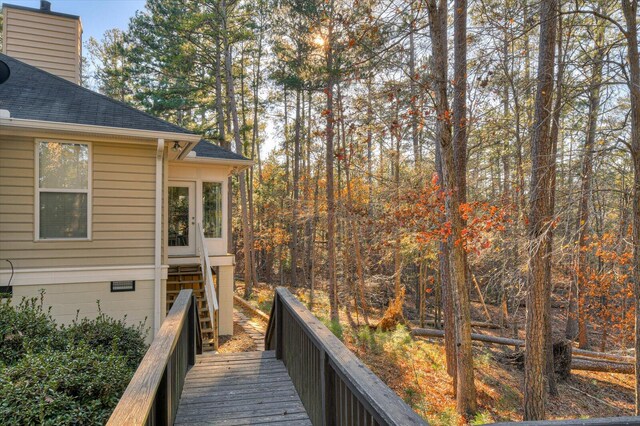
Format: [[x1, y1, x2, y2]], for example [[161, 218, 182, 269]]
[[0, 135, 157, 269], [13, 281, 156, 342], [3, 8, 81, 83]]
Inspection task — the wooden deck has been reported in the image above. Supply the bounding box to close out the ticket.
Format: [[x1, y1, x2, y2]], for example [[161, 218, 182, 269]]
[[108, 288, 426, 426], [174, 351, 311, 426]]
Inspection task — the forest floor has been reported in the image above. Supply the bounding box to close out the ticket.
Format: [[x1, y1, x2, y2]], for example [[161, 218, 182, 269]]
[[233, 281, 635, 425]]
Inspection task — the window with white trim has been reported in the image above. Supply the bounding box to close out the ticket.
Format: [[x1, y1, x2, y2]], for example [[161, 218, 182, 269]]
[[202, 182, 222, 238], [37, 140, 90, 239]]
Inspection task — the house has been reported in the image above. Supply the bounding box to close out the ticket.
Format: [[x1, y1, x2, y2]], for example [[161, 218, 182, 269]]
[[0, 1, 252, 346]]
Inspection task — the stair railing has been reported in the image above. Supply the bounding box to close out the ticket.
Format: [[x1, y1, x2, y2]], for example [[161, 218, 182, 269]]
[[196, 223, 219, 350]]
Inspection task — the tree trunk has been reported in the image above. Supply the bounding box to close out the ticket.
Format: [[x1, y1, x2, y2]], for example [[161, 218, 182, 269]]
[[214, 34, 233, 257], [568, 22, 605, 349], [325, 2, 339, 322], [408, 16, 420, 165], [428, 0, 477, 416], [544, 11, 566, 398], [291, 85, 301, 287], [620, 0, 640, 414], [221, 1, 256, 297], [436, 142, 457, 386], [524, 0, 557, 419]]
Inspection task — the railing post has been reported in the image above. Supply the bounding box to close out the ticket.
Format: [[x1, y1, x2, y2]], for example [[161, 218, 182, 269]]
[[187, 295, 196, 366], [155, 366, 169, 426], [320, 349, 335, 426], [165, 359, 173, 426], [275, 292, 283, 359]]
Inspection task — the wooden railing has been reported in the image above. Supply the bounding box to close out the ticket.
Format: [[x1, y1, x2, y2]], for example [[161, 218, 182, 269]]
[[107, 290, 201, 426], [265, 287, 427, 426], [196, 223, 219, 349]]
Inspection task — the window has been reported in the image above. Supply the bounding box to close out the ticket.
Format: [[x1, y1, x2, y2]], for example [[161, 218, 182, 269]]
[[37, 140, 90, 239], [202, 182, 222, 238]]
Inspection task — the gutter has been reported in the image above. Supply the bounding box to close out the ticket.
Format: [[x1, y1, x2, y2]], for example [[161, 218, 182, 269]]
[[154, 138, 164, 335]]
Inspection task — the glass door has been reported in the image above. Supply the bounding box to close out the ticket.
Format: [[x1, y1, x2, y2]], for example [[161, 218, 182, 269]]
[[168, 181, 196, 256]]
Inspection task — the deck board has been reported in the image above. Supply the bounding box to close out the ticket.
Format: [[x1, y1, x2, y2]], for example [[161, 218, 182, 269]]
[[175, 350, 311, 426]]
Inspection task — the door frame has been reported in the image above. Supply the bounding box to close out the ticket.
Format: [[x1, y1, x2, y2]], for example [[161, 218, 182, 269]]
[[168, 180, 196, 256]]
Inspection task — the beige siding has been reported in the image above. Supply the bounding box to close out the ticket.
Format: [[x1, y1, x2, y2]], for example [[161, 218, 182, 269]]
[[12, 280, 155, 342], [0, 135, 157, 269], [2, 7, 82, 83]]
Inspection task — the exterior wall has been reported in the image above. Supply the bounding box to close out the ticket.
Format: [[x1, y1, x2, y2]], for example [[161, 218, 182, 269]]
[[2, 6, 82, 84], [218, 264, 234, 336], [12, 280, 156, 343], [168, 161, 233, 256], [0, 134, 156, 270], [0, 132, 164, 335], [0, 130, 238, 340]]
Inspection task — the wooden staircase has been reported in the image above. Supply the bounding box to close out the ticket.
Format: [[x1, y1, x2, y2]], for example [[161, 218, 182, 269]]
[[167, 265, 217, 351]]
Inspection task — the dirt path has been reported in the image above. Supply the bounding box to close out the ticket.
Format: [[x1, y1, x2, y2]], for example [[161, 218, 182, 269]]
[[233, 309, 266, 351]]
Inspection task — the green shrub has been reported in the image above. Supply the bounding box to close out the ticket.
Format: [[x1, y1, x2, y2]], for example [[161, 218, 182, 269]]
[[471, 411, 495, 425], [431, 406, 461, 426], [63, 309, 148, 369], [0, 294, 148, 424], [0, 294, 63, 366], [356, 326, 382, 353], [0, 344, 132, 425], [323, 318, 344, 341], [354, 324, 412, 356]]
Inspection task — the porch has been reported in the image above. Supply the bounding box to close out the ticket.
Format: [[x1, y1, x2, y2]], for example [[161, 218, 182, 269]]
[[166, 165, 237, 349]]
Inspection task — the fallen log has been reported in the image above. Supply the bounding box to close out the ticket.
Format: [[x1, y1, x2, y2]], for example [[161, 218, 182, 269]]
[[411, 327, 634, 373], [518, 300, 566, 309], [414, 320, 502, 330], [572, 348, 634, 364], [573, 355, 634, 366], [233, 295, 270, 323], [412, 327, 521, 347], [571, 358, 634, 375]]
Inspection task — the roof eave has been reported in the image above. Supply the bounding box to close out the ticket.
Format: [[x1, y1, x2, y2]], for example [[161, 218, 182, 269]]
[[0, 117, 202, 143]]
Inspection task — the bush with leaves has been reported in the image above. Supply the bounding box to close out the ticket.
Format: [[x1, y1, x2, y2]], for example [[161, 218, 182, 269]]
[[63, 309, 148, 369], [0, 295, 148, 424], [0, 343, 133, 425], [0, 293, 63, 366]]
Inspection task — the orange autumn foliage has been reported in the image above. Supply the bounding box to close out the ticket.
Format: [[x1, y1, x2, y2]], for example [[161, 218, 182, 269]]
[[577, 232, 634, 346]]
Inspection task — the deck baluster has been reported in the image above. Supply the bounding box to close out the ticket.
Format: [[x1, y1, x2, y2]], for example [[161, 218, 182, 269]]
[[265, 287, 427, 426], [107, 290, 201, 426]]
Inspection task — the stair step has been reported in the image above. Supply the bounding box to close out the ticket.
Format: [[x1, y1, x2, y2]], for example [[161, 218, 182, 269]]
[[168, 268, 201, 275], [167, 278, 204, 285], [167, 289, 205, 295]]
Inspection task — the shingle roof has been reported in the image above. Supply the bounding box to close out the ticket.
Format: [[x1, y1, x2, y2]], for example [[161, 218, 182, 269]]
[[0, 53, 192, 135], [0, 54, 250, 162], [193, 139, 250, 162]]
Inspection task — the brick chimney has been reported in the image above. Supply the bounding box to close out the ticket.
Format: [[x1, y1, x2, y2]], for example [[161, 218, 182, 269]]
[[2, 1, 83, 84]]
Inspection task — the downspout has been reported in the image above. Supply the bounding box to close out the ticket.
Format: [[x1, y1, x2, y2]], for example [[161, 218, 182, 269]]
[[154, 139, 165, 335]]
